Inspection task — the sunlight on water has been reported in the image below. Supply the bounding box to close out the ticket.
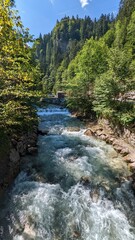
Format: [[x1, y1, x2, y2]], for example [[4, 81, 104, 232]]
[[0, 106, 135, 240]]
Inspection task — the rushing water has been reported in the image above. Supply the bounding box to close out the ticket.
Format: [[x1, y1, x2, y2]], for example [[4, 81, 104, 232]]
[[0, 106, 135, 240]]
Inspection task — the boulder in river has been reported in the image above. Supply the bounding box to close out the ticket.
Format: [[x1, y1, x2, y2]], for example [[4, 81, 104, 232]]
[[38, 129, 49, 135], [72, 230, 81, 238], [80, 176, 91, 185], [90, 189, 99, 203], [23, 223, 36, 239]]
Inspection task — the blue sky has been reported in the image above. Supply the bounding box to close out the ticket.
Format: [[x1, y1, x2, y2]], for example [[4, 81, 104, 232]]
[[15, 0, 120, 37]]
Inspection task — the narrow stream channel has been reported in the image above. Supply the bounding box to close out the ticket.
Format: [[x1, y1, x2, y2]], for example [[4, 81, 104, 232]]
[[0, 106, 135, 240]]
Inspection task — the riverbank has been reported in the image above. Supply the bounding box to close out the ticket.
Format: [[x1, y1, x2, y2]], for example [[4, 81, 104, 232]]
[[0, 106, 134, 198], [0, 126, 38, 197], [1, 105, 135, 240], [83, 118, 135, 186]]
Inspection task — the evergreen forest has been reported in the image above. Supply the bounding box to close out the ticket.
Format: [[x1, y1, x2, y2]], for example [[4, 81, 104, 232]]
[[0, 0, 135, 146], [35, 0, 135, 128]]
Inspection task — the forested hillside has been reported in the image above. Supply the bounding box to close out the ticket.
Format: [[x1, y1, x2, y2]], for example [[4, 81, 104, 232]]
[[64, 0, 135, 127], [0, 0, 41, 138], [34, 14, 114, 94], [35, 0, 135, 128]]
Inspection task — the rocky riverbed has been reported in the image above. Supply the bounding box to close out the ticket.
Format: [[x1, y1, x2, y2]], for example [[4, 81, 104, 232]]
[[84, 118, 135, 187]]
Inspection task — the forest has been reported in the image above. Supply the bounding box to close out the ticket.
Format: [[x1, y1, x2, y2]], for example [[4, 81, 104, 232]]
[[0, 0, 135, 145], [35, 0, 135, 128], [0, 1, 135, 238]]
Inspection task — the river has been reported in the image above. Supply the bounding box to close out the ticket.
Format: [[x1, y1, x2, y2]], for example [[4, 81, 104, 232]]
[[0, 105, 135, 240]]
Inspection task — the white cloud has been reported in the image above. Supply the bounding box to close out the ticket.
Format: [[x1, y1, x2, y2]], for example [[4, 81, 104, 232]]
[[80, 0, 91, 8]]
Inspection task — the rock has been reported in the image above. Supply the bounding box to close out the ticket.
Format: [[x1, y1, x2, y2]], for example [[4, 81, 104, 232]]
[[96, 130, 103, 136], [132, 182, 135, 190], [27, 147, 38, 155], [100, 134, 107, 140], [84, 129, 94, 136], [68, 156, 78, 162], [120, 147, 130, 156], [112, 139, 128, 154], [11, 138, 17, 146], [109, 137, 115, 143], [67, 127, 80, 132], [129, 162, 135, 171], [80, 176, 90, 185], [112, 139, 120, 146], [23, 224, 36, 238], [113, 145, 123, 153], [72, 231, 81, 238], [17, 141, 26, 156], [104, 185, 110, 191], [90, 189, 99, 203], [38, 129, 49, 135], [9, 148, 20, 163], [123, 153, 135, 163], [27, 140, 37, 148]]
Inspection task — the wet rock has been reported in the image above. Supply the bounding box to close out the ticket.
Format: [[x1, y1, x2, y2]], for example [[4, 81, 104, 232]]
[[68, 156, 78, 162], [72, 230, 81, 238], [27, 147, 38, 155], [67, 127, 80, 132], [23, 223, 36, 239], [38, 129, 49, 135], [30, 172, 46, 183], [132, 182, 135, 190], [103, 185, 110, 191], [80, 176, 91, 185], [90, 189, 99, 203]]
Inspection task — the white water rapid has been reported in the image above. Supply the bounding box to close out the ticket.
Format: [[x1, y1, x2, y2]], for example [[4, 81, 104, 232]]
[[0, 106, 135, 240]]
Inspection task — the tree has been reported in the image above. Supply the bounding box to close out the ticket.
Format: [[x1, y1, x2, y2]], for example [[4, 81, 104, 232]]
[[0, 0, 41, 133], [65, 38, 109, 116]]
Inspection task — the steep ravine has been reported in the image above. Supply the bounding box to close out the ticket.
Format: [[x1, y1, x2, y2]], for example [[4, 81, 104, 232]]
[[0, 106, 135, 240]]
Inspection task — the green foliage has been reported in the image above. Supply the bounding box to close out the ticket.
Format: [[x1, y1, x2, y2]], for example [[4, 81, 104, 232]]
[[0, 0, 41, 134], [93, 72, 119, 118], [33, 0, 135, 128], [64, 0, 135, 126], [34, 15, 114, 93], [64, 38, 109, 116]]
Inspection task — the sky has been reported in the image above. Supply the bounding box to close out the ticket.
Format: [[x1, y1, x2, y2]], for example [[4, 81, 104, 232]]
[[15, 0, 120, 38]]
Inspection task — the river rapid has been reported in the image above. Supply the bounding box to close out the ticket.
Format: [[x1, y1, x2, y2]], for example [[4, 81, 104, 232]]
[[0, 106, 135, 240]]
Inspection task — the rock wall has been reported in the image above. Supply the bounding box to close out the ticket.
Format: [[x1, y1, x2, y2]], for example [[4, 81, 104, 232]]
[[0, 126, 38, 196]]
